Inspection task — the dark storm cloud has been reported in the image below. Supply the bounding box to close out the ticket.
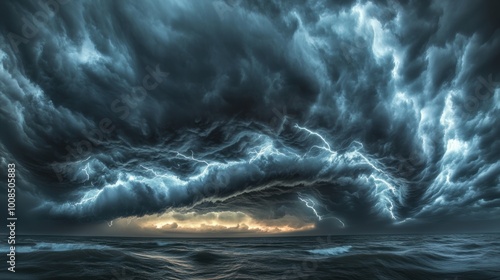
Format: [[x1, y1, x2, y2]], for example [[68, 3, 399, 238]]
[[0, 0, 499, 235]]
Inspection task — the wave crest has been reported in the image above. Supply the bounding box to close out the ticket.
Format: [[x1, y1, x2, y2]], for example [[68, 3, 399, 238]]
[[308, 245, 352, 256], [8, 242, 111, 253]]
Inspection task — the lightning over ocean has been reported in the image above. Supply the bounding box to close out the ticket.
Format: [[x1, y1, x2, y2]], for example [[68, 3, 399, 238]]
[[0, 0, 499, 279]]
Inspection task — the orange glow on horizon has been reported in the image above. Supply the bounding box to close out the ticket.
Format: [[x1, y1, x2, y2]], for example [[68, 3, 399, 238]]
[[114, 210, 315, 234]]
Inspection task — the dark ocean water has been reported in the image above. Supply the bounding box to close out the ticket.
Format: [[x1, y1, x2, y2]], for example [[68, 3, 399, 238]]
[[1, 233, 500, 280]]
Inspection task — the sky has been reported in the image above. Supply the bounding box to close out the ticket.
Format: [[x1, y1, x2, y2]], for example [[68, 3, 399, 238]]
[[0, 0, 499, 237]]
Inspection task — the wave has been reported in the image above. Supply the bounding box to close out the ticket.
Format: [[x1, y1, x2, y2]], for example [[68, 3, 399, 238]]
[[3, 242, 112, 253], [308, 245, 352, 256], [155, 241, 171, 246]]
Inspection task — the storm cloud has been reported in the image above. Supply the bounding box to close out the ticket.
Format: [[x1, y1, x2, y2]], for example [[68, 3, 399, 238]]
[[0, 0, 499, 235]]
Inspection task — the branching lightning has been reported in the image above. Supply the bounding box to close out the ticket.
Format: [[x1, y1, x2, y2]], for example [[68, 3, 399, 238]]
[[298, 194, 323, 221], [294, 124, 338, 161], [64, 122, 403, 227], [294, 124, 401, 222], [82, 163, 90, 182]]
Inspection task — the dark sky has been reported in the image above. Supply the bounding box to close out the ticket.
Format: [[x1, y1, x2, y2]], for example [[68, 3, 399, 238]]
[[0, 0, 499, 236]]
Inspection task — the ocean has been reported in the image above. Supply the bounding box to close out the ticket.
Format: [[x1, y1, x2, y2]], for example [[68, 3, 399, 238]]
[[2, 233, 500, 279]]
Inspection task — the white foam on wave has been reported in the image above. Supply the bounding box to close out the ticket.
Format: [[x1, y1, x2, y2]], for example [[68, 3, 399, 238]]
[[308, 245, 352, 256], [2, 242, 112, 253]]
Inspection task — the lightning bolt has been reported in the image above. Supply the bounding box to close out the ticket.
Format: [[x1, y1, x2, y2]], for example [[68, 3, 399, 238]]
[[371, 175, 397, 195], [249, 143, 287, 163], [73, 188, 103, 206], [298, 194, 322, 221], [385, 197, 396, 220], [140, 165, 177, 179], [82, 163, 90, 182], [353, 150, 385, 173], [333, 216, 346, 228], [395, 217, 413, 224], [294, 124, 338, 161]]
